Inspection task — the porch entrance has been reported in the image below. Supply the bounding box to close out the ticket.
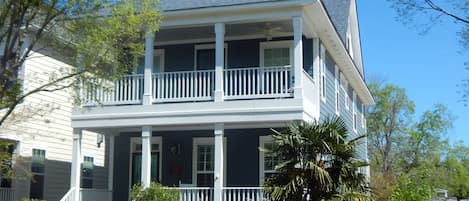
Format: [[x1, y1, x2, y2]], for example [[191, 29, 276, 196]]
[[131, 152, 159, 186]]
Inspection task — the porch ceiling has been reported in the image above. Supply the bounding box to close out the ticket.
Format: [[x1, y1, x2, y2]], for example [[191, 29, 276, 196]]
[[155, 20, 293, 43]]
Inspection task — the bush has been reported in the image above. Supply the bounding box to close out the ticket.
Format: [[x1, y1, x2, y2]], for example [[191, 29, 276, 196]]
[[130, 182, 179, 201]]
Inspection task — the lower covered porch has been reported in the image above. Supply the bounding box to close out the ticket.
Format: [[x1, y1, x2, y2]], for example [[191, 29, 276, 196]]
[[65, 125, 284, 201]]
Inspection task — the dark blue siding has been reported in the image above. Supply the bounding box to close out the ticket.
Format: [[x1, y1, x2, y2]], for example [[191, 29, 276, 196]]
[[227, 39, 260, 68], [112, 128, 275, 201], [157, 44, 194, 72]]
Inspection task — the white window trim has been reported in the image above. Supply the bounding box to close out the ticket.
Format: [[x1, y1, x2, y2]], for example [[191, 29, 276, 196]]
[[192, 137, 226, 186], [320, 44, 326, 102], [135, 49, 165, 73], [154, 49, 165, 73], [29, 147, 47, 199], [342, 75, 349, 111], [334, 65, 340, 116], [194, 43, 228, 70], [353, 92, 357, 133], [128, 136, 163, 192], [361, 104, 366, 129], [259, 135, 282, 186], [259, 40, 293, 68]]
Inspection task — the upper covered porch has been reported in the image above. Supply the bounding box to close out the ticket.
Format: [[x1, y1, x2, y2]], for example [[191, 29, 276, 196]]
[[72, 1, 329, 128]]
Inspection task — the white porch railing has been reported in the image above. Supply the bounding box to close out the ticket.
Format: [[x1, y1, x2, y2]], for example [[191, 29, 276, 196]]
[[82, 74, 143, 106], [224, 66, 292, 100], [80, 188, 112, 201], [82, 66, 295, 106], [153, 70, 215, 102], [178, 187, 214, 201], [59, 187, 75, 201], [223, 187, 266, 201]]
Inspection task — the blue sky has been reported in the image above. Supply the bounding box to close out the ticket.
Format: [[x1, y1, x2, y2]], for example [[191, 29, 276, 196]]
[[357, 1, 469, 145]]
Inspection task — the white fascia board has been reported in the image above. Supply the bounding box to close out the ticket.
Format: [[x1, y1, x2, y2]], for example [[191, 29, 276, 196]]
[[71, 99, 305, 129], [160, 1, 313, 28], [305, 2, 374, 105], [349, 0, 364, 73]]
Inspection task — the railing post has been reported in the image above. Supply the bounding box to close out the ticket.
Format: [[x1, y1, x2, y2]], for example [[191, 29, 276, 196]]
[[141, 126, 152, 188], [214, 23, 225, 102], [214, 123, 224, 201], [143, 28, 154, 105], [71, 128, 82, 201], [293, 16, 304, 99]]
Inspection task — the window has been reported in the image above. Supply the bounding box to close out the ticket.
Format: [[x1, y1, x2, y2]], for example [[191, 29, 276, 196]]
[[334, 66, 340, 115], [30, 149, 45, 199], [340, 73, 349, 111], [320, 44, 326, 102], [82, 156, 94, 188], [259, 136, 283, 185], [194, 44, 227, 70], [353, 92, 357, 132], [361, 104, 366, 128], [196, 144, 214, 187], [130, 137, 161, 188], [260, 41, 292, 67]]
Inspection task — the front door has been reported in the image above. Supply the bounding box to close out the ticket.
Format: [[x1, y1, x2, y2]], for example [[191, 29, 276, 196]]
[[131, 152, 159, 186]]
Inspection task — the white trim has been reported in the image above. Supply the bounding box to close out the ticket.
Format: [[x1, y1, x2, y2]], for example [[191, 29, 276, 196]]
[[259, 136, 278, 186], [154, 33, 292, 46], [320, 43, 326, 102], [259, 40, 294, 68], [334, 65, 340, 116], [194, 43, 228, 70], [192, 137, 226, 186], [361, 104, 365, 129], [352, 91, 357, 133], [154, 49, 165, 73], [128, 136, 163, 192]]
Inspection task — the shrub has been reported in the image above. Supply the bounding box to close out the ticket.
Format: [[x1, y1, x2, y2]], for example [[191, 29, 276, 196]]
[[130, 182, 179, 201]]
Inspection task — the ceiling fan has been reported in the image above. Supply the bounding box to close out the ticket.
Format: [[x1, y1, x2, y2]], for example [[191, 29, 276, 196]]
[[258, 22, 291, 41]]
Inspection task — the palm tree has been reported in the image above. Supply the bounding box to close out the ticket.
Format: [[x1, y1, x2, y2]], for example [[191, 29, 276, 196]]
[[261, 117, 370, 201]]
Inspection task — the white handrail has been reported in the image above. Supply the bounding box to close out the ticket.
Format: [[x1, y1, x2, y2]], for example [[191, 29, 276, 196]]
[[152, 70, 215, 103], [224, 66, 292, 100], [59, 187, 75, 201], [82, 74, 144, 106]]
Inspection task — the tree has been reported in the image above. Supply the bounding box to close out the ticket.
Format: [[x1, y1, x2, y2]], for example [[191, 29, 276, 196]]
[[400, 103, 454, 172], [0, 0, 161, 126], [367, 82, 415, 175], [366, 82, 415, 200], [261, 118, 370, 201]]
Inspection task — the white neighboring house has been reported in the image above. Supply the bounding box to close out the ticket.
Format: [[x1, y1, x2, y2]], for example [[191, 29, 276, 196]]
[[0, 42, 107, 201]]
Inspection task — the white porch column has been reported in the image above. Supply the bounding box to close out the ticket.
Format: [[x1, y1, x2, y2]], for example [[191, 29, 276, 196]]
[[214, 23, 225, 102], [213, 123, 224, 201], [107, 134, 115, 195], [312, 37, 321, 115], [71, 128, 82, 201], [293, 17, 304, 99], [141, 126, 152, 187], [143, 29, 155, 105]]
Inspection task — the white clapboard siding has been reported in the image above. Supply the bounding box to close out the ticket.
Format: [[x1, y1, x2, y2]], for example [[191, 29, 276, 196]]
[[0, 49, 107, 201]]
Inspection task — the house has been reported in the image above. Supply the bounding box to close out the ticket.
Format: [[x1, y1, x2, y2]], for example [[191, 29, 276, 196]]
[[0, 37, 107, 200], [64, 0, 373, 201]]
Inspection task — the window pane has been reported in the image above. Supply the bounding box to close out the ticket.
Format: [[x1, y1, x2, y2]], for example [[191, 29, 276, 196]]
[[31, 149, 45, 173], [264, 48, 290, 67], [197, 173, 214, 187]]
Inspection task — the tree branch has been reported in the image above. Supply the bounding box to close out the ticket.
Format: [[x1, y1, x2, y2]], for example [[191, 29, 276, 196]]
[[0, 70, 85, 126]]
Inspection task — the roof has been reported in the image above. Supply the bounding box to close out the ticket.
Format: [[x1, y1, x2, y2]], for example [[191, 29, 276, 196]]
[[321, 0, 351, 44], [158, 0, 279, 11]]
